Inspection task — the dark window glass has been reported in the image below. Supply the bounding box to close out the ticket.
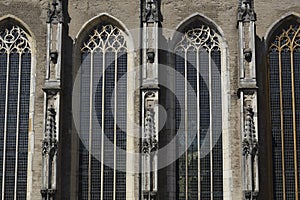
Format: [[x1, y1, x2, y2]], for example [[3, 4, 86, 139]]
[[175, 25, 223, 199], [79, 24, 127, 200], [269, 24, 300, 199], [0, 25, 31, 200]]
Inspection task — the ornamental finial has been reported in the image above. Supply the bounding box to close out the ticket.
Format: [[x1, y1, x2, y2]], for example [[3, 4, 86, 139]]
[[238, 0, 256, 22], [46, 0, 64, 23], [142, 0, 162, 23]]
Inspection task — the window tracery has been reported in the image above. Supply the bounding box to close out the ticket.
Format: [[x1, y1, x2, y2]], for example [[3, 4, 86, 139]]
[[78, 23, 127, 200], [268, 23, 300, 200], [0, 25, 31, 53], [175, 24, 223, 200], [269, 25, 300, 52], [0, 24, 31, 199], [175, 26, 220, 52], [81, 24, 127, 53]]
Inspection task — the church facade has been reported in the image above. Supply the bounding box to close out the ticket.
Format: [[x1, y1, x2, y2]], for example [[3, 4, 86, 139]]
[[0, 0, 299, 199]]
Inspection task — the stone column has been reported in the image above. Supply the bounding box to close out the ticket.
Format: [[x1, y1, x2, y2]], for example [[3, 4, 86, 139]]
[[141, 1, 161, 199], [237, 0, 259, 199], [41, 1, 63, 199]]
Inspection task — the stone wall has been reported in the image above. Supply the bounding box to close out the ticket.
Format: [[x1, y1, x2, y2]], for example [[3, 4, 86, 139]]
[[0, 0, 298, 199]]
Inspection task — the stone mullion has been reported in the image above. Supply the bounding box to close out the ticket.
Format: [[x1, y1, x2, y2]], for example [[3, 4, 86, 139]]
[[278, 49, 286, 200], [209, 49, 214, 200], [13, 53, 22, 200], [289, 28, 299, 198], [184, 49, 188, 200], [100, 50, 106, 200], [87, 52, 94, 200], [1, 51, 10, 200], [196, 48, 201, 200], [113, 51, 118, 200]]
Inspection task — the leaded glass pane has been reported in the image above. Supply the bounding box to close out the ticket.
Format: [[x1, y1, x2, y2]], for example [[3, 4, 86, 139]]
[[0, 25, 31, 199], [175, 25, 223, 199], [269, 24, 300, 199], [103, 51, 115, 200], [0, 53, 6, 199], [211, 51, 223, 199], [79, 52, 91, 200], [116, 52, 127, 200], [16, 53, 30, 200], [199, 50, 211, 200], [79, 24, 127, 200]]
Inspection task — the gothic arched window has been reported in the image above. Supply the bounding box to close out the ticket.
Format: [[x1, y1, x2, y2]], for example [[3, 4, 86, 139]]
[[268, 22, 300, 199], [175, 24, 223, 199], [0, 24, 32, 199], [78, 23, 127, 200]]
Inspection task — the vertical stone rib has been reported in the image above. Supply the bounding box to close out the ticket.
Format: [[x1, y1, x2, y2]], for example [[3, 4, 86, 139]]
[[141, 1, 161, 199], [238, 0, 259, 199], [41, 0, 63, 199]]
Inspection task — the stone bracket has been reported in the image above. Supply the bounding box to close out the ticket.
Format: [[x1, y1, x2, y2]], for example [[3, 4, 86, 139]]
[[237, 87, 257, 99]]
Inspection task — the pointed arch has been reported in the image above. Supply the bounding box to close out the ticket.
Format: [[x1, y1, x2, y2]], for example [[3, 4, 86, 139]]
[[172, 12, 230, 200], [0, 14, 36, 200], [266, 12, 300, 200], [0, 14, 36, 47], [72, 13, 136, 200], [171, 13, 227, 49], [265, 12, 300, 46], [75, 13, 134, 51]]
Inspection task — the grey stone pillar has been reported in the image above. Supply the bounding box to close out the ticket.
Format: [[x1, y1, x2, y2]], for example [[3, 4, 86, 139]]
[[41, 1, 63, 199], [141, 1, 161, 199], [237, 1, 259, 199]]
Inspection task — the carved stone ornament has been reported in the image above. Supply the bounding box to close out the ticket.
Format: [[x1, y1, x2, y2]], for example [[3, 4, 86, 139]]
[[142, 106, 158, 154], [142, 0, 159, 23], [242, 105, 258, 156], [145, 91, 156, 98], [142, 138, 150, 154], [150, 191, 157, 199], [142, 136, 158, 154], [145, 108, 155, 133], [42, 106, 57, 156], [150, 135, 158, 152], [147, 48, 155, 63], [252, 191, 259, 198], [244, 190, 252, 198], [47, 0, 63, 23], [243, 190, 258, 200], [244, 48, 252, 62], [242, 139, 250, 156], [143, 191, 150, 199], [238, 0, 256, 22], [40, 189, 47, 196], [41, 189, 57, 197]]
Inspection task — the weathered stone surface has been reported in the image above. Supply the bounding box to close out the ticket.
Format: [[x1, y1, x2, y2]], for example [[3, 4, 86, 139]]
[[0, 0, 298, 199]]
